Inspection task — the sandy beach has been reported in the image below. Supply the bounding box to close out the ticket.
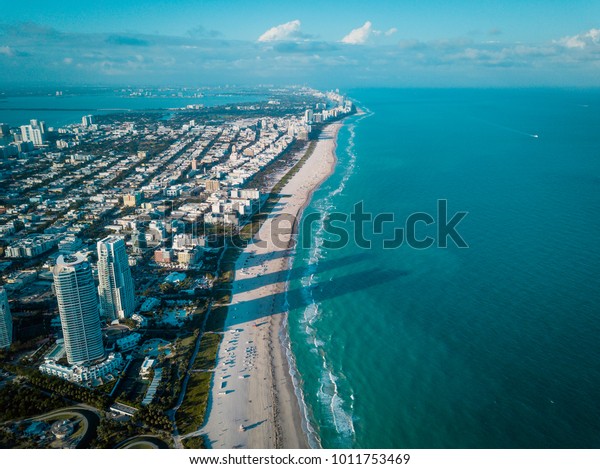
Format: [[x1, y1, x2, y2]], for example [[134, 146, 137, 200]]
[[201, 122, 342, 449]]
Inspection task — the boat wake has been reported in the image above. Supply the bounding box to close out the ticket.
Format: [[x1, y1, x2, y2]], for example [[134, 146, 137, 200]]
[[473, 116, 539, 140]]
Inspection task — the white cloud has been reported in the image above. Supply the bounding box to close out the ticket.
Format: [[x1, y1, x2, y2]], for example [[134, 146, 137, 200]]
[[341, 21, 372, 44], [3, 20, 600, 87], [589, 29, 600, 42], [258, 20, 302, 42], [372, 27, 397, 37], [559, 35, 586, 49], [556, 28, 600, 49]]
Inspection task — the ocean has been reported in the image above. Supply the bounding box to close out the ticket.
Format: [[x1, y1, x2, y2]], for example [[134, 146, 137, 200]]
[[287, 88, 600, 448], [6, 86, 599, 448]]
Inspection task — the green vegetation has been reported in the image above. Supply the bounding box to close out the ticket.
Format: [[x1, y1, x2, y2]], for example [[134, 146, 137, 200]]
[[2, 366, 111, 409], [173, 330, 221, 435], [175, 371, 212, 435], [192, 333, 221, 370], [90, 418, 141, 449], [134, 404, 173, 432], [215, 267, 234, 285], [19, 338, 53, 364], [26, 369, 111, 409], [94, 380, 117, 395], [232, 140, 318, 249], [173, 133, 321, 438], [183, 435, 207, 449], [273, 139, 318, 194], [113, 358, 148, 407], [0, 426, 38, 449], [175, 331, 222, 434], [0, 383, 65, 422], [204, 304, 228, 333], [177, 333, 199, 354], [213, 289, 231, 306]]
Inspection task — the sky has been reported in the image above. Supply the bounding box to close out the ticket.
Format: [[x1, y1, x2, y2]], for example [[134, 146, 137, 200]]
[[1, 0, 599, 88]]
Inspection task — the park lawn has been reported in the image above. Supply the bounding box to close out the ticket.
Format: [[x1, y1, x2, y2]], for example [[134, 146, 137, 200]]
[[176, 371, 212, 435], [183, 435, 207, 449], [192, 333, 221, 370]]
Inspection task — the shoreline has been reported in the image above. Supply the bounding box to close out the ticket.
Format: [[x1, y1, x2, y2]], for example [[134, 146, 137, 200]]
[[201, 121, 344, 449], [279, 122, 342, 449]]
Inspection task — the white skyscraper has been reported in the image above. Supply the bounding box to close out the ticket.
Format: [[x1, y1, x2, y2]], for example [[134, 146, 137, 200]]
[[304, 109, 314, 123], [20, 119, 46, 146], [0, 287, 12, 349], [53, 254, 104, 365], [82, 115, 94, 127], [97, 236, 135, 321]]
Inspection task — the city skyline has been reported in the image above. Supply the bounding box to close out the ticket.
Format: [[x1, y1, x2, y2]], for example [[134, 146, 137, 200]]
[[0, 67, 599, 453], [1, 1, 599, 456], [1, 1, 599, 87]]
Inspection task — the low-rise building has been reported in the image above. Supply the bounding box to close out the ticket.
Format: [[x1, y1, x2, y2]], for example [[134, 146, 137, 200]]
[[131, 313, 148, 327], [39, 352, 124, 384], [165, 272, 186, 284], [139, 356, 155, 379], [177, 247, 202, 266], [154, 247, 173, 264], [140, 297, 160, 312], [116, 332, 141, 352], [5, 234, 59, 258], [122, 192, 142, 207]]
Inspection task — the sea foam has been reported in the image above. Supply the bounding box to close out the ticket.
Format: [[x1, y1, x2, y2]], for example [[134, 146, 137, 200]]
[[283, 108, 373, 448]]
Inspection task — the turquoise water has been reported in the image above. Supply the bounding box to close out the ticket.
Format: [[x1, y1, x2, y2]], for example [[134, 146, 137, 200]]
[[287, 88, 600, 448]]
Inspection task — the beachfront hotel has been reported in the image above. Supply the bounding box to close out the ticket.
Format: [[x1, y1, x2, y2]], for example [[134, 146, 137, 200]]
[[97, 236, 136, 321], [52, 253, 105, 365], [0, 286, 12, 349]]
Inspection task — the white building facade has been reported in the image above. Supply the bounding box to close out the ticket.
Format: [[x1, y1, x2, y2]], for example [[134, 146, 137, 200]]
[[40, 352, 123, 384], [52, 253, 105, 365], [20, 119, 46, 146], [97, 236, 136, 321]]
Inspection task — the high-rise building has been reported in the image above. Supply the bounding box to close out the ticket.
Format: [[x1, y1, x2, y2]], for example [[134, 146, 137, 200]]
[[53, 254, 104, 365], [20, 119, 46, 146], [304, 109, 314, 124], [205, 180, 220, 192], [82, 115, 94, 127], [0, 287, 12, 349], [29, 119, 45, 134], [97, 236, 135, 321], [0, 123, 10, 137]]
